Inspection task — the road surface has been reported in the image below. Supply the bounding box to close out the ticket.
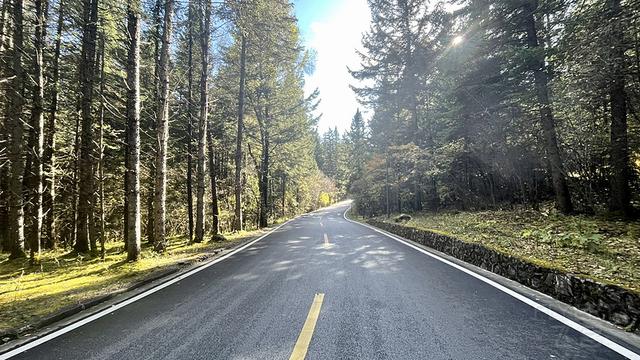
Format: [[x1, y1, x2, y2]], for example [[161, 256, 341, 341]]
[[3, 202, 638, 359]]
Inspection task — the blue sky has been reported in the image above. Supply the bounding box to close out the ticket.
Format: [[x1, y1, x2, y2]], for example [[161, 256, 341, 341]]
[[293, 0, 335, 38], [293, 0, 371, 134]]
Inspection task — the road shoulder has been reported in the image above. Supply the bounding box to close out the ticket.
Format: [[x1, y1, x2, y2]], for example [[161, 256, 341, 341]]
[[344, 208, 640, 358]]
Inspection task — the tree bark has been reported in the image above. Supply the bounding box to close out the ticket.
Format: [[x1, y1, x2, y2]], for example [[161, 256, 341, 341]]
[[0, 0, 9, 252], [27, 0, 47, 262], [207, 126, 220, 237], [97, 32, 106, 258], [6, 0, 26, 259], [194, 0, 210, 242], [43, 0, 64, 250], [233, 34, 247, 231], [126, 0, 141, 261], [153, 0, 174, 251], [257, 107, 269, 228], [76, 0, 99, 253], [185, 0, 194, 242], [0, 0, 9, 51], [71, 107, 79, 248], [523, 2, 573, 214], [146, 0, 161, 247], [607, 0, 632, 216], [281, 173, 285, 219]]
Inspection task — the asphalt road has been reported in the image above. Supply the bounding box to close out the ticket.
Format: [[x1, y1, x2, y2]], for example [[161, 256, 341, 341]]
[[4, 202, 638, 359]]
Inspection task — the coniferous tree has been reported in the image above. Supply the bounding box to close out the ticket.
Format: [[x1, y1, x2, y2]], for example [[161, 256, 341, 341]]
[[76, 0, 99, 253], [6, 0, 26, 259], [194, 0, 211, 242], [153, 0, 174, 250], [234, 33, 246, 231], [126, 0, 142, 260], [607, 0, 632, 216], [43, 0, 65, 250]]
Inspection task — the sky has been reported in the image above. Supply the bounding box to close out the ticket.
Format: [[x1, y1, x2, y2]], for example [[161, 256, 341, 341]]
[[293, 0, 372, 134]]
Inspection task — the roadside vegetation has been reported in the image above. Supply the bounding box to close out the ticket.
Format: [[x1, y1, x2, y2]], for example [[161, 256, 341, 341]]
[[376, 207, 640, 293], [0, 0, 335, 262], [0, 229, 266, 334]]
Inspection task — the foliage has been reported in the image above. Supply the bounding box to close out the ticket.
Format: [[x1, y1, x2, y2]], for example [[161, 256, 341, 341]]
[[380, 205, 640, 292], [344, 0, 639, 217], [0, 0, 333, 257], [0, 228, 267, 331]]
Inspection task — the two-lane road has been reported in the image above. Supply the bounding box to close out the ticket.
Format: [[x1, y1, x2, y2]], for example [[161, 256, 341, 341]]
[[3, 202, 639, 359]]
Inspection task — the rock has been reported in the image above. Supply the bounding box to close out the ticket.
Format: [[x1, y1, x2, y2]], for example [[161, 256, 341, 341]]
[[555, 275, 573, 297], [611, 312, 631, 326], [211, 233, 227, 242], [394, 214, 412, 223]]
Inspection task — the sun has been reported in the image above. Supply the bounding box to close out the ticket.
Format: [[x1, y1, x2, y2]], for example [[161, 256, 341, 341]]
[[451, 35, 464, 46]]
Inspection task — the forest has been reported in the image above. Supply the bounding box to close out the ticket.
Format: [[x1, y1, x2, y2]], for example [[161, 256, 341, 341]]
[[0, 0, 639, 348], [0, 0, 335, 263], [316, 0, 639, 220]]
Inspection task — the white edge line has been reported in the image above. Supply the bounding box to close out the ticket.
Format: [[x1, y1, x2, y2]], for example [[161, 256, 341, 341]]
[[343, 206, 640, 360], [0, 217, 297, 360]]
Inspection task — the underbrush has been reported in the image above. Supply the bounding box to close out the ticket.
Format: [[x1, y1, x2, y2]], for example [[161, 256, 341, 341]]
[[383, 208, 640, 293], [0, 229, 264, 333]]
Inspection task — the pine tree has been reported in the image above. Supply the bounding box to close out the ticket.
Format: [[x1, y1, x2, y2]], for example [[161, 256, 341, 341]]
[[76, 0, 99, 253], [607, 0, 632, 216], [125, 0, 142, 260], [153, 0, 174, 250], [194, 0, 210, 243], [6, 0, 26, 259]]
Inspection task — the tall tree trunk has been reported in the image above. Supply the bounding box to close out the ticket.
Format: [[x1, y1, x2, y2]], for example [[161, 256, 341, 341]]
[[523, 2, 573, 214], [233, 34, 246, 231], [76, 0, 99, 253], [185, 0, 194, 242], [146, 0, 161, 247], [27, 0, 47, 262], [153, 0, 173, 250], [281, 173, 285, 219], [207, 126, 220, 237], [71, 107, 79, 248], [258, 109, 269, 228], [385, 152, 390, 218], [607, 0, 632, 216], [194, 0, 210, 243], [258, 143, 269, 228], [0, 0, 10, 252], [43, 0, 64, 250], [123, 121, 129, 251], [6, 0, 26, 259], [97, 32, 106, 258], [0, 0, 9, 51], [126, 0, 141, 261]]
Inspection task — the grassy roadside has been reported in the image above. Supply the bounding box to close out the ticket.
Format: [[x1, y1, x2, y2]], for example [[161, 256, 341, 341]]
[[374, 209, 640, 293], [0, 229, 267, 334]]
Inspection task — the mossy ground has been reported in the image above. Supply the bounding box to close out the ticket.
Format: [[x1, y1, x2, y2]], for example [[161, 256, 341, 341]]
[[376, 208, 640, 293], [0, 229, 265, 333]]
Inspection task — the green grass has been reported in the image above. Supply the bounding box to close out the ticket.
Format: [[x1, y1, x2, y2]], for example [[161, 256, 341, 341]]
[[0, 229, 266, 333], [379, 208, 640, 293]]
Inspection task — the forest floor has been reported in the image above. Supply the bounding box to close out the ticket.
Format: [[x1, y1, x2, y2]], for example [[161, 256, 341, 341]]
[[373, 208, 640, 293], [0, 228, 268, 334]]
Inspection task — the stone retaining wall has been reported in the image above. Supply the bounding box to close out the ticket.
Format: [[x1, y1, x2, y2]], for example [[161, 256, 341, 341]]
[[366, 219, 639, 332]]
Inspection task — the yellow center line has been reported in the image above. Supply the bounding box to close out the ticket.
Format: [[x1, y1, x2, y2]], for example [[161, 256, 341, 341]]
[[289, 293, 325, 360]]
